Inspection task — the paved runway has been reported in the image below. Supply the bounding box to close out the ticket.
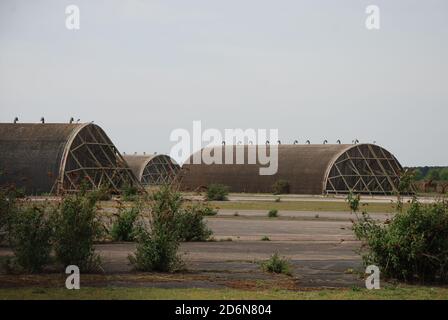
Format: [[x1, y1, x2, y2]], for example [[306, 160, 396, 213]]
[[0, 209, 366, 288], [217, 209, 391, 221], [89, 212, 365, 288]]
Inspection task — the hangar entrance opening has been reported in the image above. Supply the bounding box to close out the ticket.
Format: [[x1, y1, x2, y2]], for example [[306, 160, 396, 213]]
[[140, 155, 180, 186], [123, 154, 180, 187], [325, 144, 402, 195], [60, 124, 138, 193]]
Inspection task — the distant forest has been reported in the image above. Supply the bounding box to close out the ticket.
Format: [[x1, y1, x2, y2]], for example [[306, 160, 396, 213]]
[[405, 166, 448, 181]]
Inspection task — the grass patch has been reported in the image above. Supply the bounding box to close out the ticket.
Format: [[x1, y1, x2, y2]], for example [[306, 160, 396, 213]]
[[212, 200, 406, 213], [0, 286, 447, 300]]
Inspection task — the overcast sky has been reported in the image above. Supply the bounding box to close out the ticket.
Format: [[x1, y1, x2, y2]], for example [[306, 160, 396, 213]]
[[0, 0, 447, 166]]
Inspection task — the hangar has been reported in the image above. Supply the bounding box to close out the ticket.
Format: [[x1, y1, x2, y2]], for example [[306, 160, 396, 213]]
[[0, 122, 140, 194], [123, 154, 180, 187], [180, 143, 405, 195]]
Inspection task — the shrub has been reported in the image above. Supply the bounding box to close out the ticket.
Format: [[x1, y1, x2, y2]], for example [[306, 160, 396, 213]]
[[197, 203, 218, 216], [129, 186, 183, 272], [346, 192, 360, 213], [177, 205, 213, 242], [353, 200, 448, 283], [111, 206, 140, 242], [8, 206, 52, 273], [206, 184, 229, 201], [130, 226, 182, 272], [52, 194, 102, 272], [440, 168, 448, 181], [87, 183, 112, 201], [122, 182, 139, 201], [0, 187, 17, 243], [261, 236, 270, 241], [272, 180, 290, 195], [261, 253, 292, 275], [268, 209, 278, 218], [398, 170, 415, 194], [426, 169, 440, 181]]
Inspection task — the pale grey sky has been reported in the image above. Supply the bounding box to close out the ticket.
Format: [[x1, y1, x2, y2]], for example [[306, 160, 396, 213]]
[[0, 0, 447, 166]]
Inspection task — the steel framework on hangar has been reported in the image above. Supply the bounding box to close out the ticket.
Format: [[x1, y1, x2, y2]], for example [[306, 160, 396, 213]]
[[123, 154, 180, 186]]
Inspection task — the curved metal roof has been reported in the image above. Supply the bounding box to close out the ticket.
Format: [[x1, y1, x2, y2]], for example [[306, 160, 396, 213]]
[[123, 155, 157, 181], [123, 154, 180, 185], [180, 143, 403, 195], [0, 123, 139, 194], [0, 123, 87, 194]]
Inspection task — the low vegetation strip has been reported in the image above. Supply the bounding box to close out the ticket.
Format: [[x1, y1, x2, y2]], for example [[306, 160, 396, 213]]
[[0, 286, 447, 300], [210, 201, 406, 214]]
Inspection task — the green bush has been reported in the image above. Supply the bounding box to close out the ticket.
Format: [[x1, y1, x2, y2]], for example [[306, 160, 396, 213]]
[[353, 200, 448, 283], [196, 203, 218, 216], [177, 205, 213, 242], [129, 187, 214, 271], [206, 184, 229, 201], [261, 236, 270, 241], [272, 180, 290, 195], [440, 168, 448, 181], [111, 206, 140, 242], [413, 168, 424, 181], [398, 170, 415, 195], [130, 226, 182, 272], [8, 206, 52, 273], [268, 209, 278, 218], [0, 187, 17, 243], [426, 169, 440, 181], [122, 182, 139, 201], [346, 192, 360, 213], [129, 186, 183, 272], [261, 253, 292, 275], [52, 194, 102, 272], [87, 183, 112, 201]]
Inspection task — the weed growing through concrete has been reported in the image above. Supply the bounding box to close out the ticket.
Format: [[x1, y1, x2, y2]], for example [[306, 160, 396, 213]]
[[261, 253, 292, 276], [268, 209, 278, 218]]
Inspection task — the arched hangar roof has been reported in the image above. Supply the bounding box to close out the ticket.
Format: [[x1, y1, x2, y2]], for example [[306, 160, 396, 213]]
[[180, 143, 404, 195], [123, 154, 180, 186], [0, 123, 140, 194]]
